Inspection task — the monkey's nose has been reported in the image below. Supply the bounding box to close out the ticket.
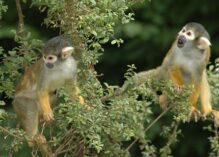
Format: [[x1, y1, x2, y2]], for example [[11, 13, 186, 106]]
[[46, 63, 54, 69], [177, 35, 187, 48]]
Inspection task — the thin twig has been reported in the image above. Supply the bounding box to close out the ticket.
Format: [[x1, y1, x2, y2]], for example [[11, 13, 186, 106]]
[[166, 121, 180, 147], [0, 126, 23, 140], [15, 0, 24, 32], [101, 88, 123, 102], [54, 129, 76, 156], [214, 125, 219, 157], [125, 105, 173, 151], [8, 149, 14, 157], [54, 136, 75, 156]]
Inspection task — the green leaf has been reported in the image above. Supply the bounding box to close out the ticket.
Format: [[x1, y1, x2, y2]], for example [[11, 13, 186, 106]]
[[0, 101, 5, 106]]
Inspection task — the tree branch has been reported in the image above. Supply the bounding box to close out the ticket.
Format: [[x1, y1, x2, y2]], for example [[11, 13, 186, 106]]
[[15, 0, 24, 33], [125, 104, 173, 152], [0, 126, 23, 140]]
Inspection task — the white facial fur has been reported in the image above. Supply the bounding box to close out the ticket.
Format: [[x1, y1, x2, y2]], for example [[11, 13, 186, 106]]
[[43, 55, 58, 64], [178, 27, 195, 40]]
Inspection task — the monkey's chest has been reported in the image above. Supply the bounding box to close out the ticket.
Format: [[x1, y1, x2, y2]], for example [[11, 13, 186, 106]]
[[170, 57, 204, 84], [48, 72, 73, 91], [43, 62, 76, 92]]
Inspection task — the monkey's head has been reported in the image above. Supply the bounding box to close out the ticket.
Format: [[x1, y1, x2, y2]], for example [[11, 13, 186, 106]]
[[42, 36, 74, 69], [177, 22, 211, 50]]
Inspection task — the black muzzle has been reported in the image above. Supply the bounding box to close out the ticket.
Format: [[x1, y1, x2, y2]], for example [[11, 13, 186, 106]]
[[177, 35, 187, 48]]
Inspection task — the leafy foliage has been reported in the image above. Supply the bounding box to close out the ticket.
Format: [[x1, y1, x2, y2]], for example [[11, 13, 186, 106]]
[[0, 0, 7, 19], [1, 0, 219, 157]]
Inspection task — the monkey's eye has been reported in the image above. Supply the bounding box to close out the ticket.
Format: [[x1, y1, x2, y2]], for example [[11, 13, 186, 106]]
[[187, 32, 192, 36], [48, 56, 52, 60], [43, 55, 57, 64], [182, 29, 186, 33]]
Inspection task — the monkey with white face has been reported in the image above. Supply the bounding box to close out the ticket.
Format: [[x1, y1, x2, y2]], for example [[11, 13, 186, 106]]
[[132, 22, 219, 121], [13, 36, 84, 156], [161, 23, 211, 115]]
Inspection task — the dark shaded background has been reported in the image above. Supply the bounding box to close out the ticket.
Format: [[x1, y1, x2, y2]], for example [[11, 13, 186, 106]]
[[1, 1, 219, 157]]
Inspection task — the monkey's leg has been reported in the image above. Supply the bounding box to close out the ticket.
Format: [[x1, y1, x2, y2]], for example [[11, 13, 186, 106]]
[[13, 97, 39, 144], [201, 72, 219, 126], [13, 97, 53, 157], [170, 69, 201, 120], [200, 71, 212, 116], [188, 84, 202, 121]]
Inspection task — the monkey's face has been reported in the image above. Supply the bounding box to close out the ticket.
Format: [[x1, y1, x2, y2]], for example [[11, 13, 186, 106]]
[[177, 22, 211, 50], [43, 46, 74, 69], [177, 27, 195, 48], [42, 36, 74, 69]]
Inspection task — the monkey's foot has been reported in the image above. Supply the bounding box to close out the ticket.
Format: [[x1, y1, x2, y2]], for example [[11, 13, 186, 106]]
[[35, 135, 55, 157], [27, 135, 47, 146], [212, 110, 219, 127], [189, 107, 202, 122], [27, 140, 35, 147], [35, 135, 47, 144]]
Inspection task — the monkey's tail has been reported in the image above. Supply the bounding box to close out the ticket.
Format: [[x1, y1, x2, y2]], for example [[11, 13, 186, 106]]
[[120, 66, 163, 93], [133, 67, 162, 86], [101, 67, 162, 102]]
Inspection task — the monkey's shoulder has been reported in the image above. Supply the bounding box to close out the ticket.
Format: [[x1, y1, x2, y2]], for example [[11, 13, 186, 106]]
[[16, 60, 43, 92]]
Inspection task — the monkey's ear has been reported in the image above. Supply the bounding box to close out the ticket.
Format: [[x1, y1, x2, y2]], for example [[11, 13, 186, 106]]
[[197, 37, 211, 49], [61, 46, 74, 59]]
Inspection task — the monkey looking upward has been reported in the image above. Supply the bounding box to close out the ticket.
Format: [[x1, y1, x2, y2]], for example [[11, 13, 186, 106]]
[[13, 36, 84, 156], [125, 22, 219, 121]]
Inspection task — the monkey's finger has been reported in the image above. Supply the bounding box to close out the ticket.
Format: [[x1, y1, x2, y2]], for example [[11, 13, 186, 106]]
[[43, 112, 54, 122], [189, 107, 201, 122], [175, 85, 183, 93]]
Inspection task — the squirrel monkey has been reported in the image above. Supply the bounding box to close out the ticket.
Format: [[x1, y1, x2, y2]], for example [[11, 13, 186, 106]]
[[133, 22, 219, 121], [158, 22, 212, 116], [13, 36, 84, 156]]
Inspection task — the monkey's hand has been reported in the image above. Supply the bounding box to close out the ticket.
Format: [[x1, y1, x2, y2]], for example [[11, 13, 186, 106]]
[[42, 110, 54, 122], [38, 91, 54, 122]]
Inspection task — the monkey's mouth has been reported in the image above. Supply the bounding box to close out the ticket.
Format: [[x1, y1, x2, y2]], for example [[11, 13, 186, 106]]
[[177, 35, 187, 48], [46, 63, 54, 69]]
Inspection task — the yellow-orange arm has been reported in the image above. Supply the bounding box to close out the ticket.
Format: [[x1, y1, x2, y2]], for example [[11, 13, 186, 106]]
[[37, 90, 54, 121]]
